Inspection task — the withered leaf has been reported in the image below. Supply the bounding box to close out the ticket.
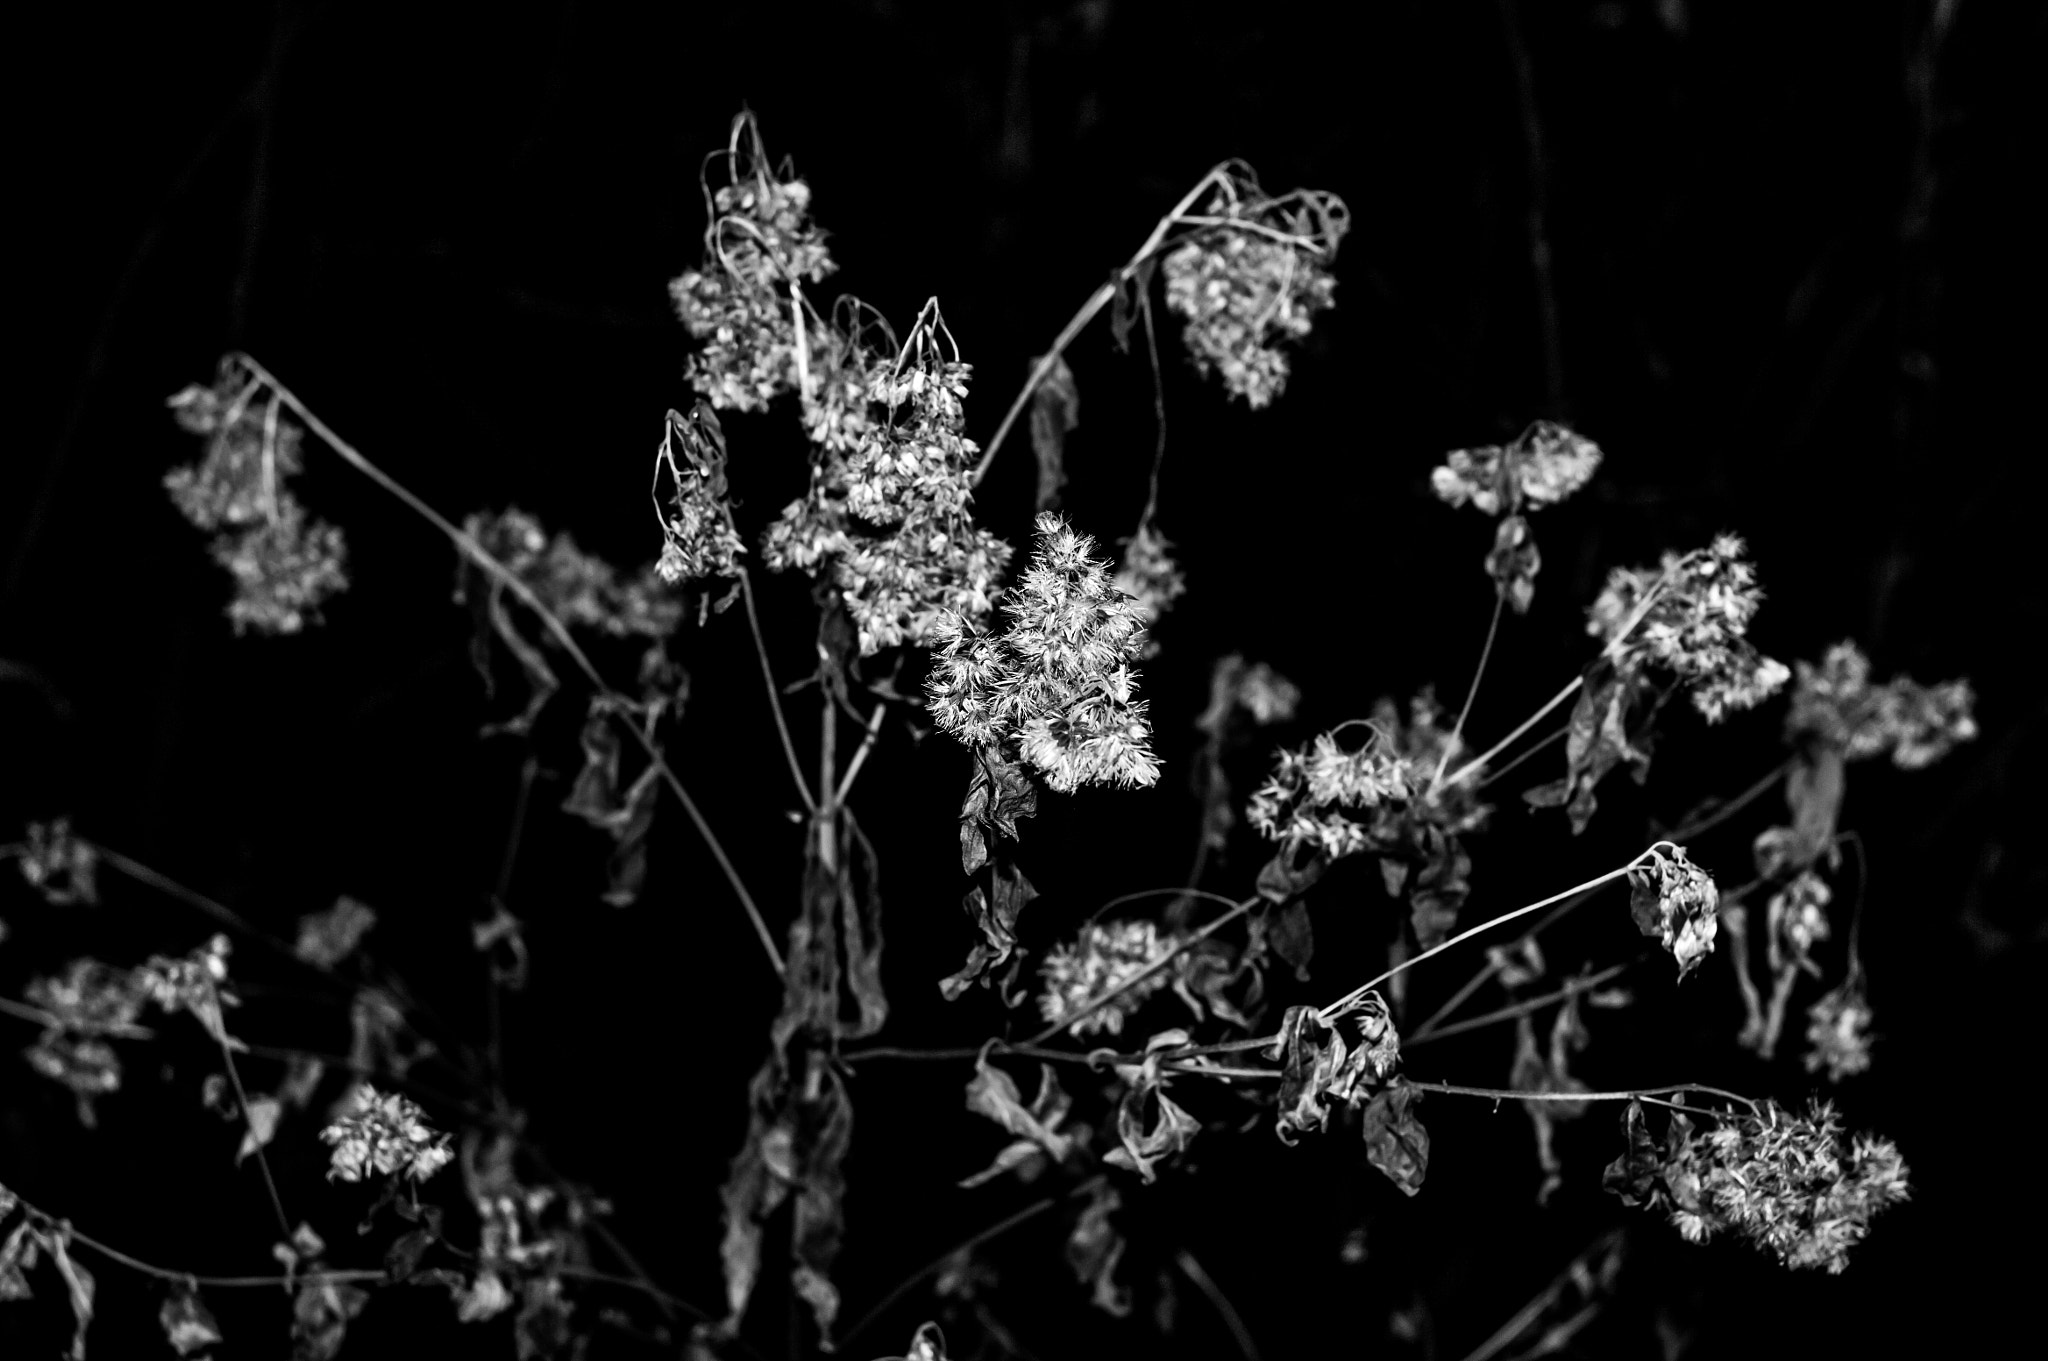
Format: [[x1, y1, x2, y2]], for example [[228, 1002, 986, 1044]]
[[1361, 1080, 1429, 1197], [1255, 842, 1328, 905], [160, 1286, 224, 1356], [963, 1051, 1073, 1172], [1066, 1180, 1131, 1317], [1269, 993, 1401, 1145], [48, 1229, 94, 1360], [1028, 354, 1079, 511], [290, 1277, 367, 1361], [561, 698, 663, 906], [939, 862, 1037, 1002], [1268, 899, 1314, 981], [959, 746, 1038, 875], [836, 812, 887, 1039]]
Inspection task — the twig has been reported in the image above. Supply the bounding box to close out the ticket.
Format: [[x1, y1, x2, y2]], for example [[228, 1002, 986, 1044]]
[[1456, 1230, 1622, 1361], [203, 980, 294, 1244], [1406, 959, 1636, 1048], [740, 569, 817, 815], [838, 1195, 1064, 1351], [1175, 1248, 1264, 1361], [1472, 722, 1567, 792], [834, 698, 889, 805], [1436, 674, 1582, 796], [228, 354, 784, 980], [1404, 1080, 1759, 1115], [1436, 592, 1508, 787]]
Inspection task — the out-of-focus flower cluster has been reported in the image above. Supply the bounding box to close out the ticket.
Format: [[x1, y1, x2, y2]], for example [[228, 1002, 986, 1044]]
[[15, 817, 98, 905], [166, 366, 349, 634], [1805, 979, 1874, 1082], [320, 1083, 453, 1182], [1112, 523, 1187, 652], [21, 959, 148, 1125], [1161, 170, 1348, 409], [1587, 534, 1790, 723], [1626, 842, 1719, 979], [1785, 641, 1977, 768], [1037, 919, 1182, 1037], [669, 115, 837, 412], [764, 310, 1013, 655], [1431, 421, 1603, 612], [1767, 871, 1831, 979], [465, 508, 682, 641], [926, 513, 1159, 792], [651, 405, 746, 600], [1605, 1098, 1909, 1273], [136, 934, 239, 1047]]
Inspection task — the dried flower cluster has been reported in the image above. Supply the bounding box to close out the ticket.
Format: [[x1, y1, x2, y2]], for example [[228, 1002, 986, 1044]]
[[320, 1083, 454, 1182], [1605, 1098, 1909, 1273], [1804, 979, 1875, 1082], [1037, 919, 1182, 1037], [1112, 522, 1187, 649], [651, 404, 746, 595], [465, 508, 682, 641], [1161, 170, 1348, 408], [22, 959, 146, 1124], [669, 115, 837, 412], [927, 513, 1160, 792], [1432, 421, 1603, 611], [1247, 725, 1422, 861], [1785, 641, 1977, 768], [136, 935, 239, 1046], [167, 366, 348, 634], [15, 817, 98, 905], [1587, 534, 1790, 723], [1626, 842, 1720, 979]]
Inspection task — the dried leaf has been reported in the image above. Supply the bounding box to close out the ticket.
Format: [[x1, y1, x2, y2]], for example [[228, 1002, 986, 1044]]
[[963, 1052, 1073, 1173], [939, 863, 1037, 1002], [958, 746, 1038, 875], [237, 1096, 282, 1165], [160, 1286, 224, 1356], [1065, 1181, 1130, 1317], [1109, 258, 1160, 354], [49, 1230, 95, 1360], [1255, 842, 1328, 905], [561, 698, 665, 906], [1027, 354, 1079, 511], [1268, 899, 1314, 981], [1268, 994, 1400, 1144], [837, 813, 887, 1039], [1361, 1080, 1429, 1196]]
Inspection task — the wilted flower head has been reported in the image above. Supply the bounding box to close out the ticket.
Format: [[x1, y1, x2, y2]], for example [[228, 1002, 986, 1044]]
[[1433, 422, 1602, 612], [1785, 641, 1977, 768], [1161, 168, 1348, 408], [670, 113, 837, 411], [652, 404, 746, 594], [926, 513, 1160, 792], [16, 818, 98, 905], [466, 507, 682, 640], [321, 1083, 453, 1182], [22, 958, 148, 1124], [1605, 1098, 1909, 1273], [1038, 919, 1181, 1037], [167, 362, 349, 635], [136, 935, 238, 1044], [1626, 842, 1719, 979], [1805, 979, 1875, 1082], [1587, 535, 1790, 722], [1112, 522, 1187, 649], [1246, 724, 1424, 861], [1767, 871, 1832, 978]]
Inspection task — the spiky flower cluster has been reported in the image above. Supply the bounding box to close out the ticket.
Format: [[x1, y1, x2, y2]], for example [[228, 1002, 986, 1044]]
[[320, 1083, 454, 1182], [15, 818, 98, 905], [1161, 174, 1347, 408], [1606, 1099, 1909, 1273], [765, 312, 1013, 654], [1587, 535, 1791, 722], [1037, 920, 1182, 1037], [669, 115, 837, 412], [167, 368, 349, 634], [651, 406, 746, 590], [1432, 422, 1603, 612], [466, 508, 682, 641], [1245, 725, 1424, 861], [1785, 641, 1977, 768], [926, 513, 1159, 792], [1805, 980, 1874, 1082], [1626, 842, 1719, 979], [1112, 523, 1187, 647]]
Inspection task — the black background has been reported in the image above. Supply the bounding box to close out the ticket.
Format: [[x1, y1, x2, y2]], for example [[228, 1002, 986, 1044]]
[[4, 1, 2043, 1357]]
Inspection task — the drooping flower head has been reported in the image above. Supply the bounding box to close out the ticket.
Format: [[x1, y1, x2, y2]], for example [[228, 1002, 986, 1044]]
[[926, 513, 1159, 793], [1587, 534, 1790, 722], [651, 403, 747, 596], [1161, 166, 1348, 409], [320, 1083, 454, 1183], [1626, 841, 1720, 979], [1432, 422, 1604, 612], [1805, 978, 1875, 1082], [1112, 522, 1187, 651], [1037, 919, 1182, 1037]]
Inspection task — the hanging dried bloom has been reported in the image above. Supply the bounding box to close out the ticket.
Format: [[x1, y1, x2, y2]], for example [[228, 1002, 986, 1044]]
[[1767, 871, 1832, 978], [1246, 724, 1423, 861], [926, 513, 1159, 792], [167, 361, 350, 634], [670, 113, 837, 411], [1805, 979, 1875, 1082], [1037, 920, 1182, 1037], [1112, 522, 1187, 652], [1432, 422, 1602, 612], [1587, 534, 1790, 722], [1605, 1098, 1909, 1273], [16, 817, 99, 905], [22, 959, 148, 1125], [1626, 842, 1719, 979], [1161, 170, 1348, 409], [651, 404, 746, 596], [136, 935, 240, 1047], [1785, 641, 1977, 768], [465, 508, 683, 641], [320, 1083, 454, 1182]]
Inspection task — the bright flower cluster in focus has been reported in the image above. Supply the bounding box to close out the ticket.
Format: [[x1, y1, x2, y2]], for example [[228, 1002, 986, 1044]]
[[320, 1083, 454, 1183], [1587, 534, 1790, 723]]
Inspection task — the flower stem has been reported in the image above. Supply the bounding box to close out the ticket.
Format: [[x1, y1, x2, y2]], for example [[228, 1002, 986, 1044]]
[[837, 1194, 1065, 1352], [740, 569, 816, 815], [1436, 673, 1583, 795], [1406, 959, 1636, 1048], [1403, 1079, 1759, 1115], [1435, 591, 1507, 788], [205, 979, 294, 1243]]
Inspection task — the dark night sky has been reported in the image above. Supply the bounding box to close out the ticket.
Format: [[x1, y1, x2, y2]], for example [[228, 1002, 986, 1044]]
[[4, 2, 2044, 1358]]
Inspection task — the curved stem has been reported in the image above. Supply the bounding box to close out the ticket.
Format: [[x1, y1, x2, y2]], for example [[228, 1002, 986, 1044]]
[[204, 979, 293, 1243], [1436, 674, 1582, 795], [1406, 959, 1636, 1048], [833, 699, 889, 805], [1403, 1079, 1760, 1115], [228, 354, 783, 980], [1435, 592, 1507, 787], [740, 569, 816, 814], [1472, 721, 1567, 791], [1175, 1248, 1264, 1361], [837, 1195, 1063, 1351]]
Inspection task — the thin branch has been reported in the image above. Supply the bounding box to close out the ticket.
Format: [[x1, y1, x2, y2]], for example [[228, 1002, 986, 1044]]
[[1407, 960, 1636, 1048], [1175, 1249, 1264, 1361], [1404, 1079, 1759, 1115], [1457, 1231, 1622, 1361], [740, 569, 816, 814], [1436, 674, 1582, 795], [1472, 721, 1567, 792], [1436, 591, 1507, 787], [228, 354, 783, 979], [834, 698, 889, 805], [204, 980, 294, 1243], [838, 1196, 1063, 1352]]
